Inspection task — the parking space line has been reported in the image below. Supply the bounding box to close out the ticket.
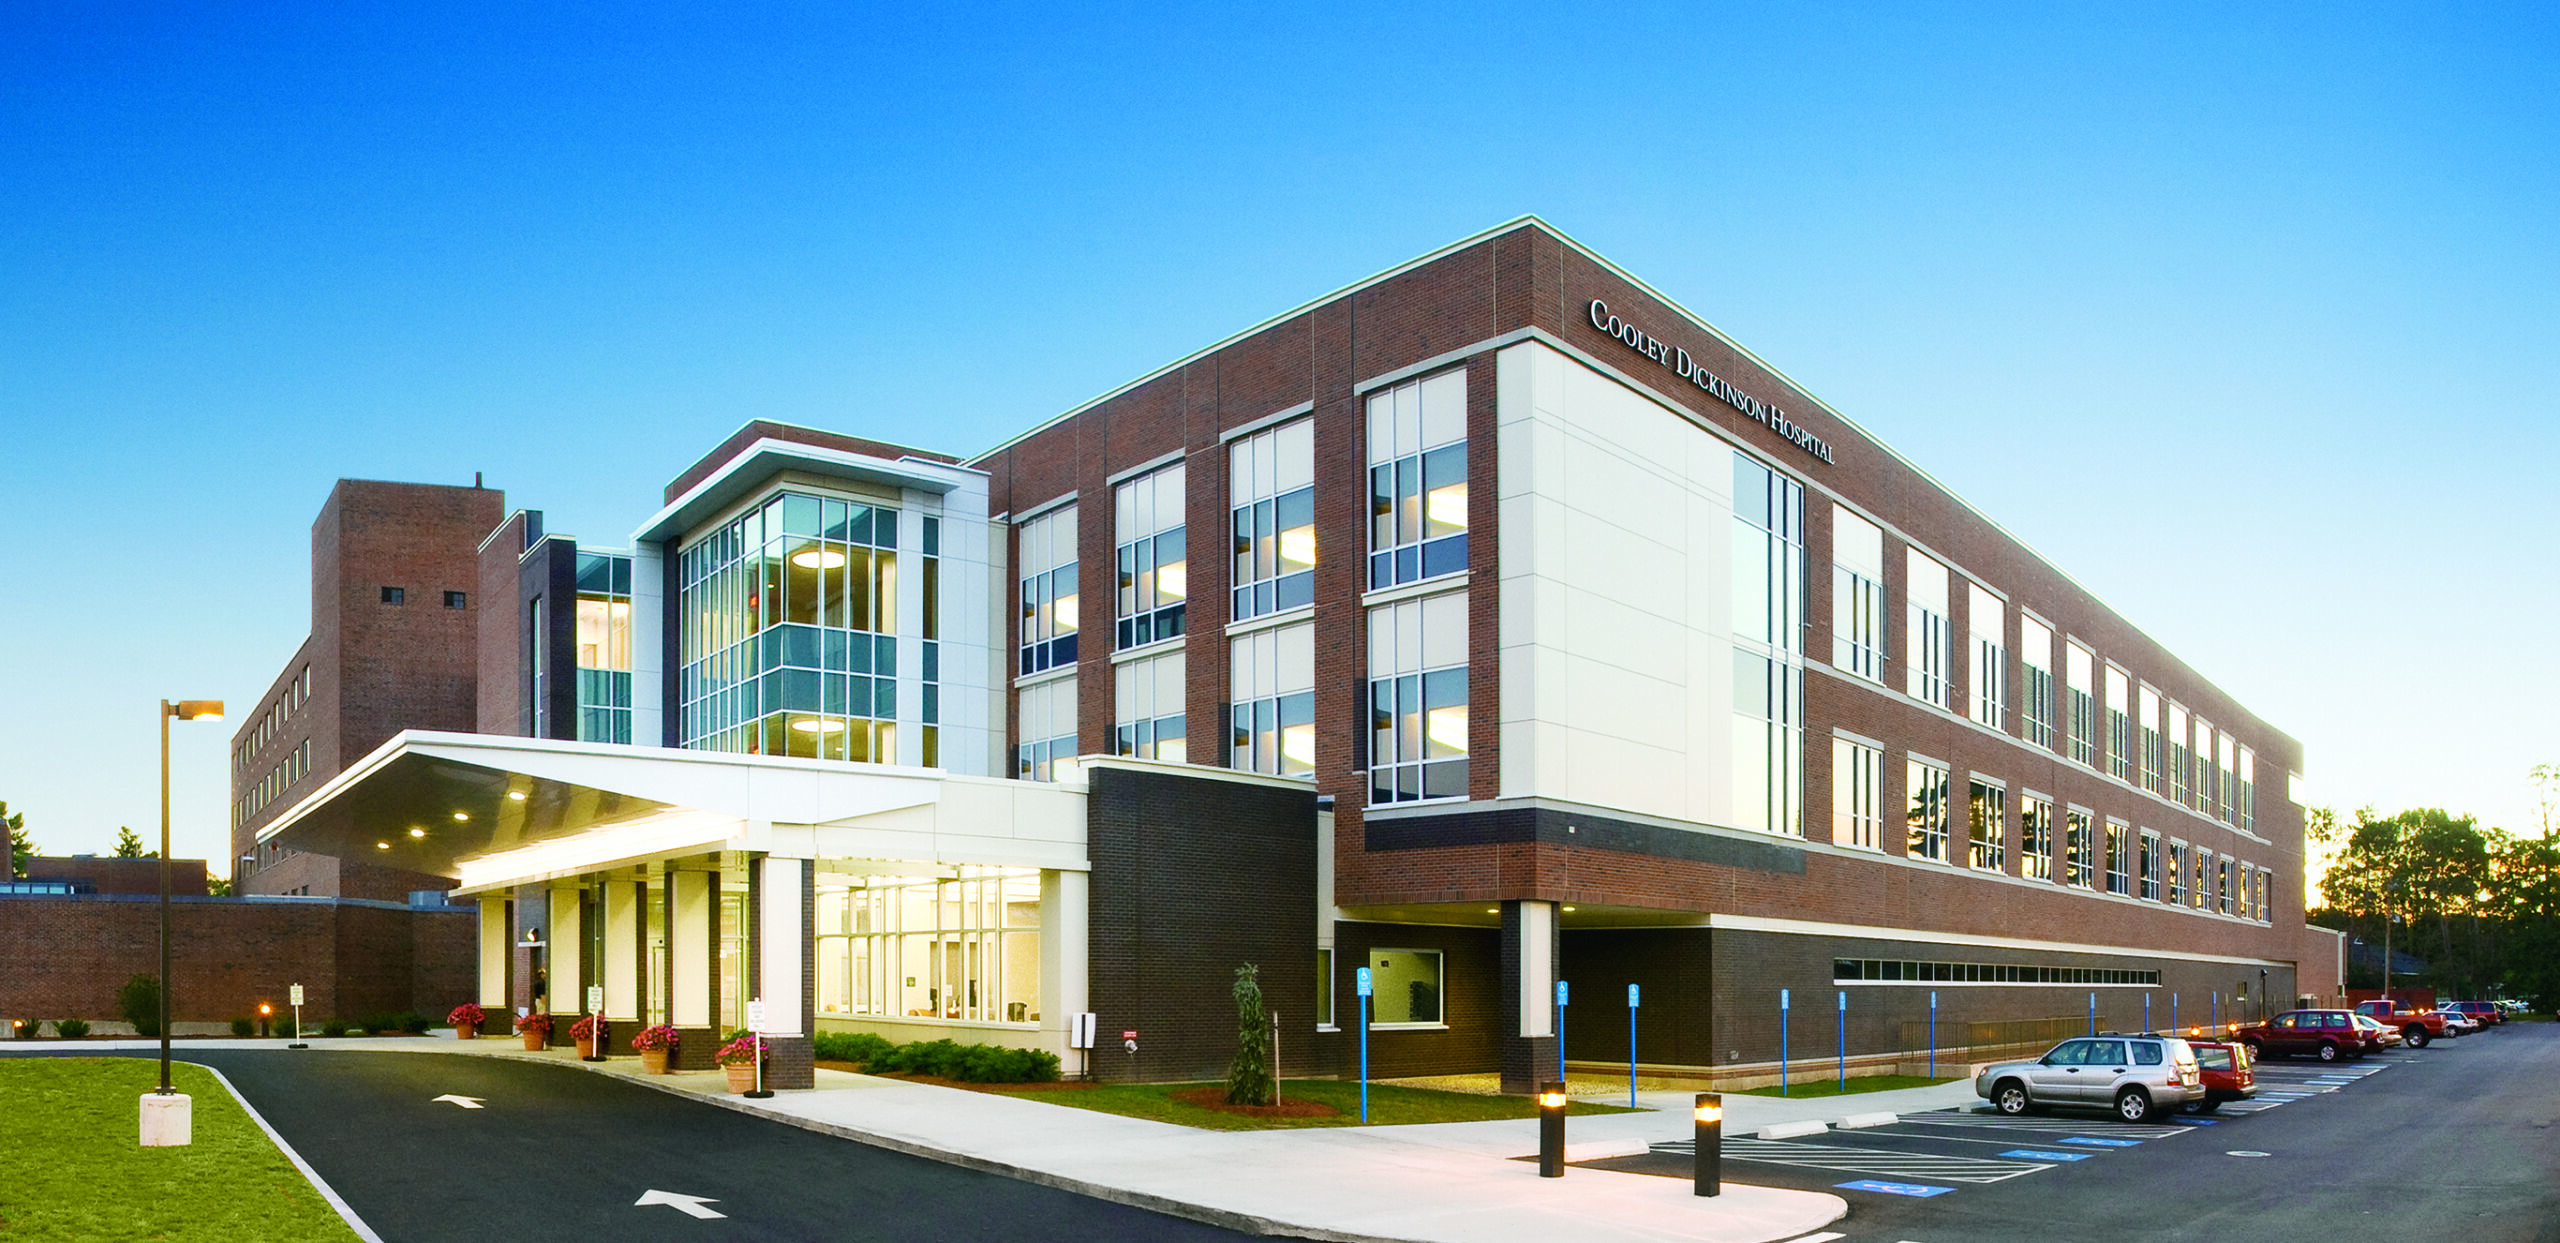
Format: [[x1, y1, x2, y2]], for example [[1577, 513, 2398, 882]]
[[1649, 1138, 2055, 1184]]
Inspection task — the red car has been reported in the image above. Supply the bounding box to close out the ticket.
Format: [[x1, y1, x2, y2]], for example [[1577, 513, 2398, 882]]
[[2233, 1009, 2376, 1062], [2354, 1001, 2452, 1048], [2183, 1039, 2256, 1113], [2441, 1001, 2503, 1028]]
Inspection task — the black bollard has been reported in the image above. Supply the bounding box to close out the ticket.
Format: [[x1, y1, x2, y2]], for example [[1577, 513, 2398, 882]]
[[1538, 1081, 1568, 1177], [1694, 1092, 1723, 1197]]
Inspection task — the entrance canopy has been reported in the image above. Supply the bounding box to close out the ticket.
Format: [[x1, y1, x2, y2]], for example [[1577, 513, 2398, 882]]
[[257, 731, 1087, 896]]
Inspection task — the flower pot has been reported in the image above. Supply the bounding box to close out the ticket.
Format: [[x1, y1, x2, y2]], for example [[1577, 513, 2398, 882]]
[[640, 1047, 671, 1075], [521, 1031, 546, 1052], [576, 1037, 598, 1060], [724, 1063, 757, 1094], [455, 1025, 476, 1040]]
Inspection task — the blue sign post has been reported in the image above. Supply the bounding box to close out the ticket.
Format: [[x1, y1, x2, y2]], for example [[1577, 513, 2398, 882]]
[[2088, 992, 2097, 1035], [1627, 984, 1641, 1107], [1555, 980, 1569, 1082], [2172, 992, 2179, 1031], [1836, 991, 1847, 1091], [2144, 992, 2152, 1033], [1929, 990, 1938, 1079], [1779, 988, 1791, 1096], [2212, 990, 2220, 1029], [1356, 967, 1373, 1123]]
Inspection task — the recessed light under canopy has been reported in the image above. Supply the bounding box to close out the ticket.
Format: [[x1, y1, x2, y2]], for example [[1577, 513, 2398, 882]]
[[790, 718, 846, 734]]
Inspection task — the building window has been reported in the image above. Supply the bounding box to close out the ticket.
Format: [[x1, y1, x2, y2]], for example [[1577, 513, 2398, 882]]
[[1905, 550, 1950, 710], [2216, 856, 2234, 914], [444, 590, 467, 609], [2194, 720, 2218, 815], [2256, 868, 2271, 922], [1230, 418, 1315, 620], [1835, 959, 2158, 986], [1314, 947, 1334, 1027], [2191, 848, 2212, 909], [2139, 685, 2164, 794], [1905, 758, 1950, 862], [2104, 666, 2133, 781], [2020, 795, 2054, 881], [2105, 820, 2132, 895], [1114, 462, 1187, 650], [381, 586, 405, 605], [1968, 779, 2007, 873], [2139, 830, 2162, 901], [2238, 748, 2256, 834], [1367, 949, 1444, 1026], [813, 866, 1038, 1025], [1832, 738, 1882, 851], [2167, 703, 2191, 807], [575, 552, 634, 745], [678, 492, 902, 760], [529, 596, 548, 739], [1832, 506, 1885, 684], [2217, 734, 2238, 824], [1366, 370, 1468, 589], [1368, 593, 1466, 802], [1113, 650, 1186, 763], [1016, 675, 1078, 782], [1969, 586, 2007, 730], [2064, 809, 2094, 888], [1231, 622, 1314, 778], [2065, 643, 2095, 765], [1017, 505, 1079, 675], [1732, 454, 1805, 836], [2018, 617, 2054, 749], [2167, 841, 2188, 905]]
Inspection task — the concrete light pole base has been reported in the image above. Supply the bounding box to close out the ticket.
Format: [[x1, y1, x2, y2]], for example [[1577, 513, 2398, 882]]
[[139, 1093, 192, 1147]]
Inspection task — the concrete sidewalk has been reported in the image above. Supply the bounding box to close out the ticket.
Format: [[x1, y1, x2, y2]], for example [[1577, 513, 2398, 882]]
[[36, 1036, 1888, 1243]]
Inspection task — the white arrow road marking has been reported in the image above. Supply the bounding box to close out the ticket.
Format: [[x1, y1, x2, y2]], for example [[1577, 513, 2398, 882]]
[[635, 1190, 726, 1220], [431, 1095, 485, 1109]]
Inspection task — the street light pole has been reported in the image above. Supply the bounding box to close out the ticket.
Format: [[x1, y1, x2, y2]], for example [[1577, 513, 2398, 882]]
[[149, 700, 222, 1116]]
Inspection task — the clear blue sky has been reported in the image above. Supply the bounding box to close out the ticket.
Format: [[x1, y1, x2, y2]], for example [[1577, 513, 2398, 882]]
[[4, 4, 2554, 872]]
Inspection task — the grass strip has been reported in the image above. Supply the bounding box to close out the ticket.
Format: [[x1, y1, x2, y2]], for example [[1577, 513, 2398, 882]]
[[974, 1077, 1640, 1130], [0, 1058, 360, 1242], [1734, 1073, 1964, 1099]]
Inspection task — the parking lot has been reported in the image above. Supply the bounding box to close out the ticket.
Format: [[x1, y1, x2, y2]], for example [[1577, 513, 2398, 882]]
[[1587, 1021, 2557, 1243]]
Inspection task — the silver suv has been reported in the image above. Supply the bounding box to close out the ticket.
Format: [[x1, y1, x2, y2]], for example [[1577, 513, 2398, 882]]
[[1974, 1033, 2201, 1123]]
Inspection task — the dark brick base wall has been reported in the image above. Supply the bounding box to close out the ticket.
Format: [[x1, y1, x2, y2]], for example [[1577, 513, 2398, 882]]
[[1561, 928, 1716, 1067], [761, 1033, 814, 1089], [1316, 921, 1502, 1082]]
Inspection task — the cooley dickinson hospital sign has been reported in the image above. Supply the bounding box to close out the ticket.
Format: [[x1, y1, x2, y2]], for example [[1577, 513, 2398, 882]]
[[1587, 299, 1835, 466]]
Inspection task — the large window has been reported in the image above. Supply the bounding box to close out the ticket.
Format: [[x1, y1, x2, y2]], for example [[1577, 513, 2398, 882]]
[[1368, 593, 1466, 802], [2064, 808, 2094, 888], [1969, 585, 2007, 730], [1906, 758, 1950, 862], [1905, 550, 1950, 709], [2167, 703, 2191, 806], [575, 552, 634, 744], [2218, 733, 2238, 824], [1230, 418, 1315, 620], [2104, 666, 2133, 781], [814, 866, 1039, 1025], [1017, 505, 1079, 675], [2195, 720, 2218, 815], [1366, 949, 1444, 1026], [1114, 463, 1187, 650], [1732, 454, 1805, 835], [2139, 830, 2162, 901], [1113, 650, 1185, 763], [2191, 847, 2211, 909], [2238, 748, 2257, 834], [1968, 779, 2007, 873], [2065, 642, 2096, 765], [1832, 737, 1882, 851], [2020, 615, 2054, 749], [2216, 856, 2234, 914], [1368, 371, 1469, 589], [679, 492, 904, 761], [1314, 948, 1334, 1027], [1230, 622, 1314, 778], [2167, 840, 2188, 904], [2139, 685, 2164, 794], [2020, 795, 2054, 881], [1832, 506, 1885, 684], [1017, 676, 1078, 782], [2105, 820, 2132, 895]]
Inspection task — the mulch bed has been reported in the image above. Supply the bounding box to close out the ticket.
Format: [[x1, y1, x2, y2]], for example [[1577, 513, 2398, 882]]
[[1166, 1086, 1340, 1119], [812, 1062, 1102, 1092]]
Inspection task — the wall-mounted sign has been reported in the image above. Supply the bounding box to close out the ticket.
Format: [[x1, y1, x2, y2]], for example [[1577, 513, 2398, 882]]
[[1586, 299, 1835, 466]]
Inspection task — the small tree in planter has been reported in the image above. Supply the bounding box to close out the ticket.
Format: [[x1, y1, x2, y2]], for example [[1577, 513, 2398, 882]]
[[1226, 963, 1275, 1106], [716, 1032, 764, 1093], [569, 1014, 605, 1059], [632, 1024, 680, 1074], [514, 1011, 553, 1051], [447, 1003, 485, 1039]]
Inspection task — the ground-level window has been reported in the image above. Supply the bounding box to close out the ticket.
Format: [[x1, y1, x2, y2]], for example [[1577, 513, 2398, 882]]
[[814, 866, 1040, 1025], [1365, 948, 1443, 1026], [1314, 947, 1334, 1027]]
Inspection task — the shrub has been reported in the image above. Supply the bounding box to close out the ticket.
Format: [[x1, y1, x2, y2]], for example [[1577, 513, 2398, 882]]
[[277, 1015, 298, 1039], [230, 1017, 254, 1038], [55, 1019, 89, 1039], [447, 1003, 486, 1030], [398, 1011, 431, 1034], [813, 1031, 896, 1066], [116, 975, 163, 1038], [321, 1018, 350, 1038], [1227, 963, 1274, 1106]]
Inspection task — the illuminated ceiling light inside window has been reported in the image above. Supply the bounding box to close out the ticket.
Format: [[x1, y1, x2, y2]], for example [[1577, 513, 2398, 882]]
[[1561, 905, 1577, 913], [1281, 723, 1316, 767], [506, 790, 527, 801], [1426, 482, 1468, 529], [452, 811, 470, 821], [1485, 907, 1499, 915], [790, 548, 847, 569], [1278, 528, 1317, 568], [1425, 706, 1469, 754], [375, 841, 391, 850], [408, 828, 427, 838], [1155, 563, 1187, 600], [791, 718, 847, 734]]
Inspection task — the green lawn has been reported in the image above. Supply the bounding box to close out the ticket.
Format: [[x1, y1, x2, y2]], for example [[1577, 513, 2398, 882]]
[[0, 1059, 360, 1242], [1735, 1073, 1963, 1099], [982, 1078, 1641, 1130]]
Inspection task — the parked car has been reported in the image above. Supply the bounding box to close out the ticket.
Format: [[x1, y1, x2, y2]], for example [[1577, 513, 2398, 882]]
[[2352, 1013, 2401, 1049], [2354, 1001, 2453, 1047], [1974, 1033, 2202, 1123], [2233, 1009, 2370, 1061], [2443, 1001, 2505, 1026], [2183, 1039, 2257, 1113], [2435, 1008, 2480, 1036]]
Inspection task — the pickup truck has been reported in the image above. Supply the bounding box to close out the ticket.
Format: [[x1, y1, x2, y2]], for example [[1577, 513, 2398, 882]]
[[2354, 1001, 2453, 1048]]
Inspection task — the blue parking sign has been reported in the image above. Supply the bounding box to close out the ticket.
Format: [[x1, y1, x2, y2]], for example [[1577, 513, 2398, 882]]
[[1356, 967, 1372, 997]]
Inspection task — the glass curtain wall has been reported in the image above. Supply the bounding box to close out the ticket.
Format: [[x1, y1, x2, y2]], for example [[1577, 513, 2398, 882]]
[[575, 552, 634, 743], [1732, 452, 1806, 835], [813, 867, 1041, 1025]]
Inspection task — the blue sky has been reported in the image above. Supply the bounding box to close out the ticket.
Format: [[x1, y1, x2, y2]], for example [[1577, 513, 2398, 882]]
[[4, 4, 2554, 872]]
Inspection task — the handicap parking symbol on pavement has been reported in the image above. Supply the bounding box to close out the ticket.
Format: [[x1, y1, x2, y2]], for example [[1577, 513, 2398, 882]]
[[1835, 1179, 1956, 1198], [2061, 1137, 2143, 1147], [1998, 1149, 2093, 1161]]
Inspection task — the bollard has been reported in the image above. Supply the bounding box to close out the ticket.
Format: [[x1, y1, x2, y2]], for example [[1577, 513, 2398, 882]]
[[1537, 1081, 1568, 1177], [1693, 1092, 1723, 1197]]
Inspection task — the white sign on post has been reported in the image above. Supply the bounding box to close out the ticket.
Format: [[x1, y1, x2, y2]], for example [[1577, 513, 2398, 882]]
[[289, 984, 304, 1007], [747, 1000, 766, 1032], [587, 984, 604, 1014]]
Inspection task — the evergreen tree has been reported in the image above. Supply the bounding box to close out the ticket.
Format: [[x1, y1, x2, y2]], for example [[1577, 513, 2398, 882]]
[[3, 802, 29, 879], [111, 826, 155, 859], [1225, 963, 1275, 1106]]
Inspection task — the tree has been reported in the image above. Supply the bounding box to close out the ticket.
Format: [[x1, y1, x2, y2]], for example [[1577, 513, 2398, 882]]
[[111, 826, 156, 859], [206, 875, 234, 897], [117, 974, 163, 1038], [3, 801, 30, 879], [1225, 963, 1275, 1106]]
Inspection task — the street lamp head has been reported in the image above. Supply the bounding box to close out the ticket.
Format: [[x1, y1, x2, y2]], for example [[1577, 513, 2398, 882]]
[[171, 700, 224, 722]]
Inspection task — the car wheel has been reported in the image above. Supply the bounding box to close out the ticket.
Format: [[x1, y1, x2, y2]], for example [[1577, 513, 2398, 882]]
[[1994, 1081, 2030, 1115], [2316, 1041, 2339, 1062], [2193, 1099, 2221, 1114], [2115, 1088, 2153, 1123], [2240, 1039, 2264, 1060], [2405, 1028, 2428, 1049]]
